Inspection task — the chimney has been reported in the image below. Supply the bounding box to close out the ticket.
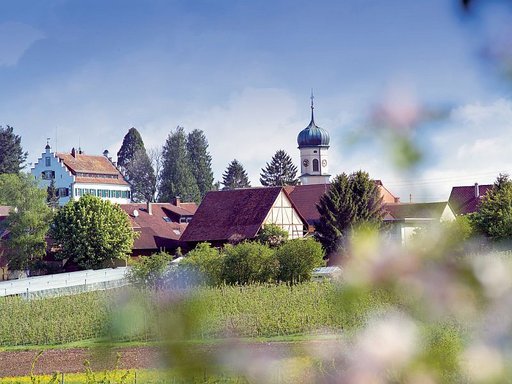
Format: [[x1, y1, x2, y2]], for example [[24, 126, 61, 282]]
[[147, 201, 153, 215], [173, 196, 181, 207], [475, 183, 479, 198]]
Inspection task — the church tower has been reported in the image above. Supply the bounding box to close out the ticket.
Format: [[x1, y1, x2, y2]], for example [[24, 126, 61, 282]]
[[297, 93, 330, 185]]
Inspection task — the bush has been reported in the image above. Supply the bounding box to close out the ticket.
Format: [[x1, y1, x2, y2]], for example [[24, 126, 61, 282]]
[[256, 224, 288, 248], [128, 251, 172, 289], [179, 243, 224, 286], [222, 241, 277, 284], [276, 238, 325, 284]]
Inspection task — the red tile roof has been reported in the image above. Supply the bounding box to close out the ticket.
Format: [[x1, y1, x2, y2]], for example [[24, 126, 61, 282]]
[[119, 203, 194, 253], [181, 187, 284, 243], [448, 184, 492, 215], [284, 184, 330, 225], [56, 152, 129, 186]]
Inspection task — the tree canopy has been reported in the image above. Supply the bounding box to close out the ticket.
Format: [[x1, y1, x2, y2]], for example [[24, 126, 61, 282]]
[[160, 126, 201, 203], [0, 125, 27, 174], [0, 173, 52, 270], [187, 129, 214, 199], [315, 171, 384, 258], [50, 195, 135, 269], [117, 127, 156, 202], [472, 173, 512, 243], [222, 159, 250, 190], [260, 149, 298, 186]]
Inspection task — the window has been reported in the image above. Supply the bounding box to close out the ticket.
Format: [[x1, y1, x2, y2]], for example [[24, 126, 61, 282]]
[[41, 170, 55, 180], [45, 157, 51, 166], [57, 188, 69, 197], [122, 191, 128, 198], [313, 159, 319, 172], [163, 217, 172, 222]]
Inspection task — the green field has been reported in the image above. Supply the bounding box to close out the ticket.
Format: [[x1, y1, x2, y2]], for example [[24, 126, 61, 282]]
[[0, 283, 389, 347]]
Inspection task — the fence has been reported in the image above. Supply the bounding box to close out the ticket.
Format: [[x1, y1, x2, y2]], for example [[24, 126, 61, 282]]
[[0, 267, 130, 298]]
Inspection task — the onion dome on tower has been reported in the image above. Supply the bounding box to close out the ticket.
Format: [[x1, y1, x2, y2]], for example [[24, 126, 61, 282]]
[[297, 92, 331, 185], [297, 98, 330, 148]]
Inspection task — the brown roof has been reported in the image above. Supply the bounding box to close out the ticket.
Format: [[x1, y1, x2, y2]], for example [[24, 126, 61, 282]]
[[383, 202, 449, 220], [448, 184, 492, 215], [56, 152, 129, 186], [284, 184, 330, 225], [181, 187, 284, 243], [119, 203, 191, 252]]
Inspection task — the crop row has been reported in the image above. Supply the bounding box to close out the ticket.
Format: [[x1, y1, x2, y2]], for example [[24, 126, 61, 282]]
[[0, 283, 390, 346]]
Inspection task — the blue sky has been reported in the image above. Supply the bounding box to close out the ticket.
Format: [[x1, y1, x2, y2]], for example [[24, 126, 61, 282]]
[[1, 0, 512, 201]]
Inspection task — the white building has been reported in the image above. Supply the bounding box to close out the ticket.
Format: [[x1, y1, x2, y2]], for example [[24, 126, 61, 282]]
[[31, 143, 131, 206], [297, 95, 331, 185]]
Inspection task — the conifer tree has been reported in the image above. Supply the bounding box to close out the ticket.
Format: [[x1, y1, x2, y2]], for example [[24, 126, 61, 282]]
[[222, 159, 251, 190], [260, 149, 298, 186], [160, 126, 201, 203], [315, 171, 383, 258], [117, 127, 156, 202], [0, 125, 27, 174], [187, 129, 214, 199], [46, 179, 60, 209]]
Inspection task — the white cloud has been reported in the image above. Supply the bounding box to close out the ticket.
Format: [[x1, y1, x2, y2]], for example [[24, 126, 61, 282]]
[[0, 22, 44, 67]]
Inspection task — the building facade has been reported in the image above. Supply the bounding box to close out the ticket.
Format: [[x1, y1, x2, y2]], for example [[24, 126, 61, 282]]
[[31, 144, 131, 206]]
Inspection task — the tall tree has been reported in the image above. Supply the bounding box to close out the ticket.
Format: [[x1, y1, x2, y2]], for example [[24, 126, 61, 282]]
[[0, 173, 52, 270], [50, 195, 134, 269], [0, 125, 27, 174], [187, 129, 214, 199], [117, 127, 145, 171], [222, 159, 251, 190], [117, 127, 156, 202], [46, 179, 60, 209], [260, 149, 298, 186], [472, 173, 512, 243], [315, 171, 384, 258], [160, 126, 201, 203], [126, 150, 157, 202]]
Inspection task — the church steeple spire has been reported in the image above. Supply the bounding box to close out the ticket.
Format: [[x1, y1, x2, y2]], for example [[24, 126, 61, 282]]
[[310, 89, 315, 123]]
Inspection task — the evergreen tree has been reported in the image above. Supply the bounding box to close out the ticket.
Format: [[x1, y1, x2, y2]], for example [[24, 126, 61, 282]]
[[187, 129, 214, 199], [117, 127, 145, 171], [0, 125, 27, 174], [260, 149, 298, 186], [222, 159, 251, 190], [315, 171, 384, 258], [472, 173, 512, 243], [160, 126, 201, 203], [117, 127, 156, 202], [46, 179, 60, 209]]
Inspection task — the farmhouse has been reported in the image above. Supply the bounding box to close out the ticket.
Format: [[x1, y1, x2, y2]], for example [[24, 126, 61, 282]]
[[383, 201, 456, 246], [31, 143, 131, 206], [120, 199, 197, 257], [180, 187, 308, 248]]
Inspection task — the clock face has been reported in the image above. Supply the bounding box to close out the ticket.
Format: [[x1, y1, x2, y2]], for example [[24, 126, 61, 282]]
[[303, 159, 309, 167], [322, 159, 327, 167]]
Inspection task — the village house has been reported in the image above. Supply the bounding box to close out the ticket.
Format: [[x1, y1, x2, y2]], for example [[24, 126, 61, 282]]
[[383, 201, 456, 246], [31, 142, 131, 206], [448, 183, 492, 215], [120, 199, 197, 257], [0, 206, 11, 281], [180, 187, 308, 248]]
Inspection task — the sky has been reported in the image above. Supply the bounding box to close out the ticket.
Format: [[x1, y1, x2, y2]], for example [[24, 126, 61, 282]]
[[1, 0, 512, 202]]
